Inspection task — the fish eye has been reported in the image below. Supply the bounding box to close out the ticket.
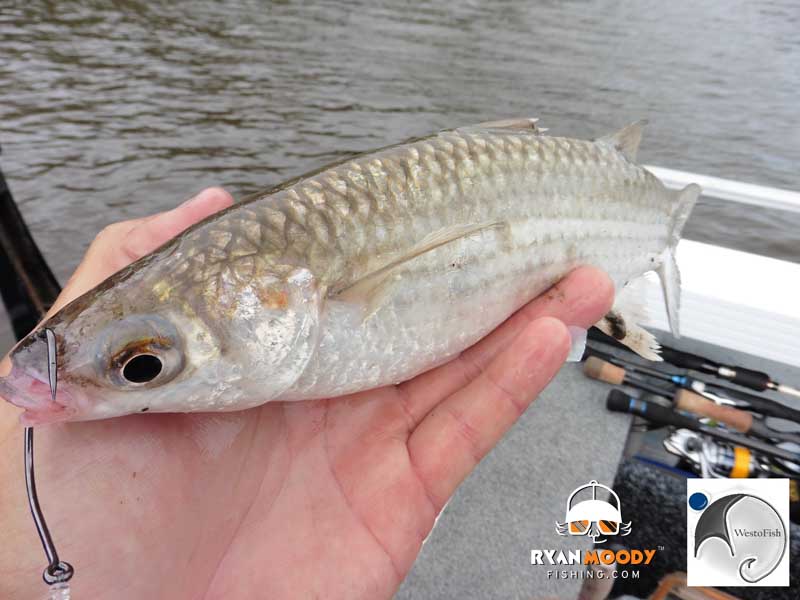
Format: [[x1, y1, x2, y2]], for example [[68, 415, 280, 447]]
[[121, 354, 163, 384], [98, 315, 185, 389]]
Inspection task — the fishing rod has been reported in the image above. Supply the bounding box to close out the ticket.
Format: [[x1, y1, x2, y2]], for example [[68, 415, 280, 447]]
[[659, 344, 800, 399], [586, 344, 800, 424], [584, 355, 800, 445], [585, 356, 752, 433], [605, 389, 800, 464], [0, 148, 61, 336], [0, 151, 73, 591], [587, 327, 800, 400]]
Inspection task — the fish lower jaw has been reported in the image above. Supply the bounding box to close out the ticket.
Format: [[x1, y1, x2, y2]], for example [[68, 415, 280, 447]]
[[0, 370, 78, 426], [19, 403, 74, 426]]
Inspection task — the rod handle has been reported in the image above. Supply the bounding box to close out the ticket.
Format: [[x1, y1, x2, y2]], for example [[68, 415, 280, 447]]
[[716, 386, 800, 424], [583, 356, 625, 385], [728, 367, 770, 391], [674, 389, 753, 433], [659, 346, 771, 392], [606, 389, 699, 430], [658, 346, 715, 372]]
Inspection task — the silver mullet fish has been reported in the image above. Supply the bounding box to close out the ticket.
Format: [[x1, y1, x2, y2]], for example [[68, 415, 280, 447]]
[[0, 119, 700, 424]]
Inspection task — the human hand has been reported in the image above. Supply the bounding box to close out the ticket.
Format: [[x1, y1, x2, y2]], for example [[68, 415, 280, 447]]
[[0, 188, 614, 599]]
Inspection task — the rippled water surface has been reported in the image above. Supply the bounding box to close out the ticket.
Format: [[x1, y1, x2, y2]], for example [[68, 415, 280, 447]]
[[1, 0, 799, 348]]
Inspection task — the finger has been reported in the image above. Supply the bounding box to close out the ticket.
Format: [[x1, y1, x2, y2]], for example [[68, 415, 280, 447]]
[[119, 187, 233, 265], [53, 220, 142, 312], [47, 187, 233, 317], [2, 188, 233, 372], [407, 317, 570, 510], [398, 267, 613, 427], [0, 216, 152, 372]]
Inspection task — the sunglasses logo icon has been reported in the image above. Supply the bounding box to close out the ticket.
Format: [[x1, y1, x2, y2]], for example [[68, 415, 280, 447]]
[[556, 480, 631, 543]]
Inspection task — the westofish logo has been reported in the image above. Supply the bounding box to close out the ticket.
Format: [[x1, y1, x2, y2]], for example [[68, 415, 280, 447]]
[[733, 528, 782, 537]]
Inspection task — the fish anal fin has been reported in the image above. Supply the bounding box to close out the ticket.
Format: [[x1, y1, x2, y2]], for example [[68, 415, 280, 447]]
[[335, 221, 505, 318], [595, 281, 662, 361], [596, 314, 662, 361], [597, 120, 648, 162]]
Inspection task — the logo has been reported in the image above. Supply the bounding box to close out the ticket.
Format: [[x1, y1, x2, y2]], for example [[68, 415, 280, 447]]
[[532, 479, 652, 584], [687, 479, 789, 587], [555, 480, 631, 543]]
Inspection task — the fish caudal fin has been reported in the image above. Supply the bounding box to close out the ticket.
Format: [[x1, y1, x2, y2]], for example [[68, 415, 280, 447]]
[[668, 184, 701, 249], [596, 183, 700, 358], [596, 281, 662, 361], [657, 250, 681, 338], [658, 183, 701, 338]]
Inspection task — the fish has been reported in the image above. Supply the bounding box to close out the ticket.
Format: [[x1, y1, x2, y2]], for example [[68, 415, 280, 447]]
[[0, 118, 700, 425]]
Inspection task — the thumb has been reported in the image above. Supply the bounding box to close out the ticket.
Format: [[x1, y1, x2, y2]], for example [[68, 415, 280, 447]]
[[120, 187, 234, 262], [52, 187, 234, 316]]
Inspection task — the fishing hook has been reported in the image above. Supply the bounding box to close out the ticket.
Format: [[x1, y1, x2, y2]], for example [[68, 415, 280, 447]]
[[24, 328, 73, 587]]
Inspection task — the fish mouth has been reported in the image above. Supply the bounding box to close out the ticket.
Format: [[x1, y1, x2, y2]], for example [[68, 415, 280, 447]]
[[0, 365, 76, 426]]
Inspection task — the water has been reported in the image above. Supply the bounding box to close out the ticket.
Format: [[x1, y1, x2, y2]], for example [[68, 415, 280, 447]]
[[1, 0, 799, 351]]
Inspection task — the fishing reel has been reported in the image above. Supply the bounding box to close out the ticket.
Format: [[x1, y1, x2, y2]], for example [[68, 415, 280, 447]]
[[663, 429, 771, 479]]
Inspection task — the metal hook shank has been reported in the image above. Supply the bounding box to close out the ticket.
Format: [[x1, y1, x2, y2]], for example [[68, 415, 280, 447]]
[[24, 426, 74, 584]]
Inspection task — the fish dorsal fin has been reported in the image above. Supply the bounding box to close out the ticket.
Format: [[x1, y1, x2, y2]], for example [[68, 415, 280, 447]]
[[475, 117, 541, 131], [335, 221, 505, 316], [597, 120, 647, 162], [459, 118, 542, 134]]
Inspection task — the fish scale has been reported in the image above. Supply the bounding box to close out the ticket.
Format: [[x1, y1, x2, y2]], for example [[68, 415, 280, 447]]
[[0, 119, 700, 423]]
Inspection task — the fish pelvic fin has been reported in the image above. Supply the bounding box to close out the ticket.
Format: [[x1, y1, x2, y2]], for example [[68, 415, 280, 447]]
[[595, 281, 662, 361], [597, 120, 647, 162], [658, 183, 701, 338]]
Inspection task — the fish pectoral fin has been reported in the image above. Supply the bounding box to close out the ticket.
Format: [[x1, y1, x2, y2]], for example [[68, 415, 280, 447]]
[[595, 280, 662, 361], [597, 120, 647, 162], [460, 118, 543, 134], [337, 270, 397, 322], [334, 221, 506, 318]]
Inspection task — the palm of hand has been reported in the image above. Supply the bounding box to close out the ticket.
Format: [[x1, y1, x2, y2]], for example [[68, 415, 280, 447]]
[[0, 188, 613, 600]]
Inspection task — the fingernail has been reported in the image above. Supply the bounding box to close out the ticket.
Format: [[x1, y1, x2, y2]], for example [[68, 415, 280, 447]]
[[566, 326, 587, 362], [0, 355, 11, 377]]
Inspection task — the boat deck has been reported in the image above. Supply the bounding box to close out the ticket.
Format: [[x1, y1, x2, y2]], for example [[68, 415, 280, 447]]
[[398, 334, 800, 599]]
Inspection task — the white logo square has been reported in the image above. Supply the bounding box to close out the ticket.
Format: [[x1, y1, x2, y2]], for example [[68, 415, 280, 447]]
[[687, 478, 789, 587]]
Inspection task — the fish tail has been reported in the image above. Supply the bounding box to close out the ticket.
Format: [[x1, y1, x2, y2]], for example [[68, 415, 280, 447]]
[[657, 183, 701, 338], [668, 184, 701, 250], [596, 183, 701, 358]]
